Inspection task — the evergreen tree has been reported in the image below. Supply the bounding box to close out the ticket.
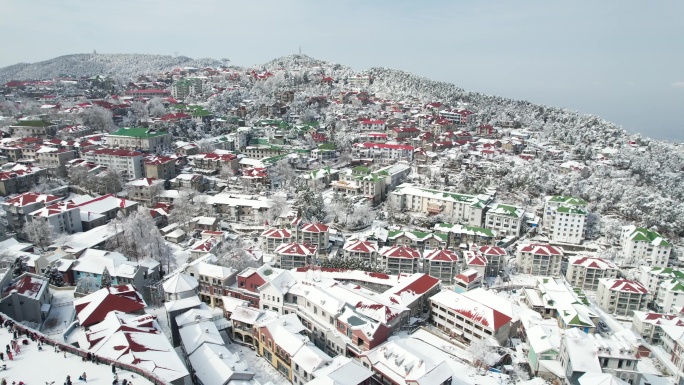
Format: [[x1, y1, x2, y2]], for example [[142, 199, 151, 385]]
[[101, 267, 112, 288], [43, 265, 65, 287], [11, 257, 27, 278]]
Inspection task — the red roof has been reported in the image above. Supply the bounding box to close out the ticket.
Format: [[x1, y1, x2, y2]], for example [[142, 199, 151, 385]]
[[274, 242, 317, 256], [479, 246, 506, 256], [455, 270, 480, 283], [301, 223, 329, 233], [394, 274, 439, 296], [424, 249, 459, 262], [4, 192, 60, 207], [261, 228, 292, 239], [343, 240, 378, 253], [381, 246, 421, 259], [608, 279, 649, 294], [360, 119, 385, 125], [86, 148, 142, 158], [354, 142, 415, 151], [75, 285, 146, 327], [518, 243, 563, 256]]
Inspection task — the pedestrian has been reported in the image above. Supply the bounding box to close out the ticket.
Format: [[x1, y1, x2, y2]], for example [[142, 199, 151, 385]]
[[121, 380, 127, 385], [7, 351, 12, 360], [0, 351, 3, 360], [63, 350, 66, 358], [79, 372, 87, 383], [5, 344, 9, 353], [111, 363, 116, 374]]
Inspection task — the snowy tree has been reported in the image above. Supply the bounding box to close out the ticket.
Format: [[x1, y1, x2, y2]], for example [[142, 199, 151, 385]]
[[467, 338, 501, 370], [43, 265, 65, 287], [215, 239, 258, 274], [100, 267, 112, 288], [11, 257, 28, 278], [22, 219, 54, 249], [147, 97, 167, 117], [168, 188, 201, 230], [270, 159, 297, 193], [76, 274, 98, 295], [78, 105, 114, 132], [295, 186, 325, 223], [261, 195, 288, 225], [146, 227, 174, 273]]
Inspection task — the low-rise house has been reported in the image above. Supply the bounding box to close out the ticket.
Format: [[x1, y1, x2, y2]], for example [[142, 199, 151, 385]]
[[632, 311, 684, 344], [429, 288, 514, 345], [526, 323, 562, 380], [359, 339, 452, 385], [559, 328, 641, 385], [71, 249, 158, 291], [516, 243, 563, 277], [162, 272, 200, 301], [35, 147, 76, 177], [463, 249, 487, 278], [298, 167, 340, 189], [331, 166, 387, 204], [169, 173, 208, 192], [9, 119, 58, 138], [621, 226, 672, 267], [261, 228, 293, 254], [0, 272, 51, 324], [596, 279, 649, 316], [638, 266, 684, 302], [188, 151, 238, 174], [73, 284, 146, 327], [566, 256, 620, 290], [308, 355, 373, 385], [453, 268, 483, 293]]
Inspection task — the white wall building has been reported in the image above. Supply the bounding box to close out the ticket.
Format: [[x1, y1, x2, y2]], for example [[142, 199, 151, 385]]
[[543, 195, 588, 245], [485, 203, 525, 237], [566, 256, 620, 291], [621, 225, 672, 267], [516, 243, 563, 277], [596, 278, 649, 316], [82, 148, 145, 179]]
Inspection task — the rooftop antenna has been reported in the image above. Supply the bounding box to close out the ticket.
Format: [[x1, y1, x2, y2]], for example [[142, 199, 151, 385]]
[[299, 46, 302, 55]]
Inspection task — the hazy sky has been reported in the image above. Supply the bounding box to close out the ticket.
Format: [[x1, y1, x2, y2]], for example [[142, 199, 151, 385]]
[[2, 0, 683, 141]]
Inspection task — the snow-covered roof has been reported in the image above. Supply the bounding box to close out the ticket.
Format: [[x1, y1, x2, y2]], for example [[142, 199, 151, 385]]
[[569, 256, 618, 270], [517, 243, 563, 256], [74, 285, 146, 327], [430, 290, 512, 331], [600, 278, 649, 294], [162, 273, 199, 294], [178, 320, 225, 356], [309, 355, 373, 385]]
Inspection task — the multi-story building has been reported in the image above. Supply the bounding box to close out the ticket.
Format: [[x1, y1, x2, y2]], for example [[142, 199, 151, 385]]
[[171, 78, 202, 99], [342, 239, 379, 265], [331, 166, 386, 204], [28, 201, 83, 234], [438, 108, 476, 126], [106, 127, 172, 152], [125, 177, 164, 206], [516, 243, 563, 277], [429, 288, 514, 345], [639, 266, 684, 305], [144, 155, 178, 180], [297, 223, 329, 251], [659, 323, 684, 384], [378, 245, 421, 275], [386, 230, 448, 251], [9, 119, 58, 138], [184, 258, 237, 308], [357, 118, 383, 130], [559, 328, 641, 385], [485, 203, 525, 236], [632, 311, 684, 344], [35, 147, 76, 177], [423, 249, 460, 283], [0, 166, 45, 196], [433, 223, 497, 247], [261, 228, 293, 254], [655, 278, 684, 314], [596, 278, 649, 316], [274, 243, 318, 270], [621, 225, 672, 267], [566, 256, 620, 291], [480, 245, 507, 277], [453, 269, 483, 293], [210, 193, 272, 224], [390, 184, 493, 227], [82, 148, 145, 179], [188, 152, 238, 174], [543, 195, 588, 245], [1, 192, 61, 230], [352, 142, 414, 161]]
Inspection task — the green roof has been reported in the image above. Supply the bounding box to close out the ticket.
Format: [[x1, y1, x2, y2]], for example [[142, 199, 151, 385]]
[[318, 142, 336, 151], [491, 203, 522, 217], [262, 153, 290, 165], [110, 127, 169, 138], [549, 195, 587, 205], [15, 120, 53, 127], [556, 206, 587, 215], [352, 166, 370, 175], [630, 228, 670, 246], [567, 314, 592, 327]]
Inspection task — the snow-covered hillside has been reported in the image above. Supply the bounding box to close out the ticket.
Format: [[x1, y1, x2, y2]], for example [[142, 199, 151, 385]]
[[0, 53, 222, 82]]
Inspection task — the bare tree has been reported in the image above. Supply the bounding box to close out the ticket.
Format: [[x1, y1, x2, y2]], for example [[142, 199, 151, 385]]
[[79, 105, 114, 132], [22, 219, 55, 249]]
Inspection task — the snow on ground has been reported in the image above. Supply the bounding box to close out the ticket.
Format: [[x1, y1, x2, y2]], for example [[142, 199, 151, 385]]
[[0, 326, 153, 385], [227, 341, 289, 385], [638, 355, 668, 375], [168, 242, 191, 267], [42, 288, 76, 335]]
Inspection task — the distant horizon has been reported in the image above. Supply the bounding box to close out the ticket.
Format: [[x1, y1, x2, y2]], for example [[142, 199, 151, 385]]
[[1, 0, 682, 142]]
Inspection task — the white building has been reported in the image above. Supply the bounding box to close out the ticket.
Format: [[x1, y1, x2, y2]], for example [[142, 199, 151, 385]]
[[378, 245, 421, 275], [566, 256, 620, 291], [390, 184, 493, 227], [106, 127, 172, 152], [621, 225, 672, 267], [596, 279, 649, 316], [352, 142, 414, 161], [543, 195, 588, 245], [485, 203, 525, 236], [516, 243, 563, 277], [28, 201, 83, 234], [655, 278, 684, 314], [631, 311, 684, 344], [82, 148, 144, 179]]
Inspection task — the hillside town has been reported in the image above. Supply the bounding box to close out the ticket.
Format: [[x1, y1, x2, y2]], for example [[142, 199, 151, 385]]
[[0, 54, 681, 385]]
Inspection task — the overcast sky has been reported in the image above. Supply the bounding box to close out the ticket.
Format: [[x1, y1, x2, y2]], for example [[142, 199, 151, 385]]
[[2, 0, 683, 141]]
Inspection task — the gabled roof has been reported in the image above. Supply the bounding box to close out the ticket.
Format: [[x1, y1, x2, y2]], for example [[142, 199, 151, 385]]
[[430, 290, 512, 330], [261, 228, 292, 239], [343, 239, 379, 254], [517, 243, 563, 256], [74, 285, 146, 327], [569, 256, 617, 270], [274, 242, 317, 256], [479, 245, 506, 256], [602, 279, 648, 294], [301, 223, 329, 233], [379, 245, 421, 259], [423, 249, 459, 262], [3, 192, 60, 207]]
